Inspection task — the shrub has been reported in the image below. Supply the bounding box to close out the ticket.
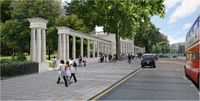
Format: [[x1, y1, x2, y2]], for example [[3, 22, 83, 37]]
[[16, 55, 27, 61], [0, 60, 38, 79]]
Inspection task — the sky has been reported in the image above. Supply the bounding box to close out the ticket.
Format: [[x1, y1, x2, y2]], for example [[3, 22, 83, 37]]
[[151, 0, 200, 44], [62, 0, 200, 44]]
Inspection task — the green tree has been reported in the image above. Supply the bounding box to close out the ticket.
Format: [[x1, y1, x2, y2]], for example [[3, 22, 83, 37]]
[[10, 0, 61, 26], [134, 21, 169, 53], [1, 0, 62, 56], [65, 0, 165, 60], [152, 41, 170, 53], [55, 15, 90, 33], [0, 0, 13, 22], [1, 20, 30, 55]]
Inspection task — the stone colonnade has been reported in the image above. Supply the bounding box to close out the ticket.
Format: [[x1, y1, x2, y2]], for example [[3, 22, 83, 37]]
[[134, 46, 145, 54], [120, 41, 134, 54], [28, 18, 48, 62], [57, 27, 111, 61], [28, 18, 49, 72]]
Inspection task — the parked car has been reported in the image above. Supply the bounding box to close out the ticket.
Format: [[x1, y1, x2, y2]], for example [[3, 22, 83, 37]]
[[141, 54, 156, 68]]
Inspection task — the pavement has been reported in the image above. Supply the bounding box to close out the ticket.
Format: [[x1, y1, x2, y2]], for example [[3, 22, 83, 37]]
[[1, 59, 140, 100], [99, 58, 199, 100]]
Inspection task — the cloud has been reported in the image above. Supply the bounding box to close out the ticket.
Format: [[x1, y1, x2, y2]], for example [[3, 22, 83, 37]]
[[168, 35, 185, 44], [183, 23, 192, 29], [164, 0, 182, 11], [168, 0, 200, 24], [159, 29, 164, 33]]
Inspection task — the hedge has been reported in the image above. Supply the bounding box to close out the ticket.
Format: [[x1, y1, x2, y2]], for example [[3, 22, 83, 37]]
[[0, 60, 38, 78]]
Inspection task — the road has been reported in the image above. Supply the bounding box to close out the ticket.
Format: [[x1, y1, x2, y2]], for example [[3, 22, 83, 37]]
[[99, 58, 199, 100]]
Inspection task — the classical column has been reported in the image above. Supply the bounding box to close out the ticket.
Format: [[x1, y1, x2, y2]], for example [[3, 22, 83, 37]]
[[66, 35, 69, 61], [28, 18, 48, 72], [30, 28, 36, 61], [58, 34, 62, 60], [120, 42, 123, 54], [128, 43, 130, 53], [104, 43, 106, 54], [98, 42, 101, 53], [126, 42, 128, 53], [106, 44, 109, 54], [97, 42, 100, 57], [41, 29, 46, 62], [93, 41, 95, 58], [127, 43, 129, 53], [105, 44, 108, 55], [80, 38, 84, 57], [131, 43, 133, 53], [109, 44, 111, 54], [36, 29, 42, 62], [87, 39, 90, 58], [121, 42, 123, 54], [72, 36, 76, 60], [62, 34, 66, 61]]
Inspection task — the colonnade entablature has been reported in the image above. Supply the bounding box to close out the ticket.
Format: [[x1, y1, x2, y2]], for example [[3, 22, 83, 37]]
[[57, 26, 112, 61]]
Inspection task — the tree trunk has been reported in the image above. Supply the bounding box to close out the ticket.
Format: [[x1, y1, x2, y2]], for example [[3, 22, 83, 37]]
[[115, 21, 121, 60]]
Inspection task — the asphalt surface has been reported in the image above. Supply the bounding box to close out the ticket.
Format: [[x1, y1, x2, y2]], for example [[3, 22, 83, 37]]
[[99, 58, 199, 100]]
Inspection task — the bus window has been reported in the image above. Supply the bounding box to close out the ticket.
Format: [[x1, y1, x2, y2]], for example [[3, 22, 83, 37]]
[[192, 52, 196, 60], [187, 53, 192, 60]]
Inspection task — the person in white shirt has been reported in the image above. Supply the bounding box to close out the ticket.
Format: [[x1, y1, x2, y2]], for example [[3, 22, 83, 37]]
[[53, 56, 57, 70], [70, 62, 77, 82], [65, 61, 71, 85], [57, 59, 68, 87], [68, 58, 73, 65]]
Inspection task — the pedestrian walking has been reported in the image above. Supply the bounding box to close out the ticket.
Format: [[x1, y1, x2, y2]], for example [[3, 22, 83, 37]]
[[105, 54, 108, 62], [65, 61, 72, 85], [56, 59, 68, 87], [70, 62, 77, 83], [108, 54, 112, 62], [83, 55, 87, 67], [53, 56, 57, 70], [100, 54, 103, 63], [128, 53, 132, 64], [78, 56, 82, 66]]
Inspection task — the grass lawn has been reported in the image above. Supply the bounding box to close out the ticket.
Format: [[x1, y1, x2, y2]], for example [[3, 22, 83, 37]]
[[1, 55, 57, 68], [0, 55, 31, 60]]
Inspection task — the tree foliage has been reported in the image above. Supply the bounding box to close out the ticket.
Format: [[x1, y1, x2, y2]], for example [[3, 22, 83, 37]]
[[55, 15, 91, 33], [1, 20, 29, 55], [10, 0, 61, 26], [0, 0, 13, 22], [1, 0, 61, 56], [135, 23, 169, 53], [65, 0, 165, 59], [152, 41, 170, 53]]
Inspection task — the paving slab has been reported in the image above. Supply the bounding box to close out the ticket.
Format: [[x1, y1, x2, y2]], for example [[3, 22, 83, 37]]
[[1, 60, 140, 100]]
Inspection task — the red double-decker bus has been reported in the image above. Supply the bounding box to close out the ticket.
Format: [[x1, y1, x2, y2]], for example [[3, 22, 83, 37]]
[[185, 15, 200, 88]]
